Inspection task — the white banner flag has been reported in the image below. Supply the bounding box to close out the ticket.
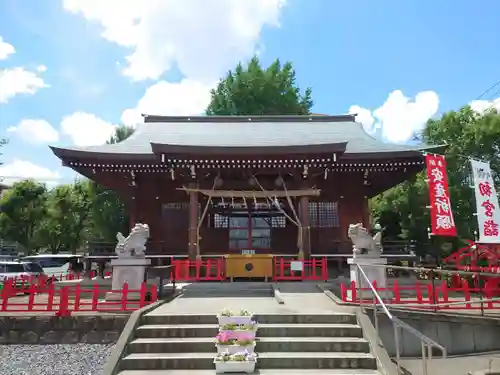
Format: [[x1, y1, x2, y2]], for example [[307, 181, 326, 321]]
[[471, 159, 500, 243]]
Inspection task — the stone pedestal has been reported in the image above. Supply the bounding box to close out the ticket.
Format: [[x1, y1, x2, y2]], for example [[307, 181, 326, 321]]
[[347, 257, 391, 300], [106, 257, 151, 301]]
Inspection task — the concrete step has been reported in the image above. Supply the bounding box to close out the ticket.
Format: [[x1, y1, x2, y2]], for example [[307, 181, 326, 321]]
[[118, 370, 382, 374], [257, 337, 370, 353], [180, 283, 274, 297], [128, 337, 370, 354], [257, 324, 363, 338], [119, 352, 377, 371], [134, 323, 363, 339], [141, 313, 357, 325], [258, 352, 377, 370]]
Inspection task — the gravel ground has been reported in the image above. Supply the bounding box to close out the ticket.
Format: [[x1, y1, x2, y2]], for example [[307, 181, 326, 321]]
[[0, 344, 115, 375]]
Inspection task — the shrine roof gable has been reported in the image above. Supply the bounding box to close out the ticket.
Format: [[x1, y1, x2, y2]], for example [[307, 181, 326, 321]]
[[49, 115, 443, 160]]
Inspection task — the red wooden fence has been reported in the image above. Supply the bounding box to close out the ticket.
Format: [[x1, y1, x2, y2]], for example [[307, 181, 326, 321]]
[[273, 257, 328, 281], [341, 279, 500, 310], [0, 278, 157, 315], [171, 259, 225, 281]]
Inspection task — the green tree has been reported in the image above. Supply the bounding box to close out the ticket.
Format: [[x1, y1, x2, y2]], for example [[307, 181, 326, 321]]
[[424, 106, 500, 237], [206, 56, 313, 115], [108, 125, 135, 144], [36, 181, 92, 253], [371, 106, 500, 254], [88, 126, 134, 242], [0, 180, 48, 254]]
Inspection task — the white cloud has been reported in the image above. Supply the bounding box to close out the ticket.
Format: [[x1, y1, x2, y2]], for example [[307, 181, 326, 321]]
[[350, 90, 439, 144], [36, 65, 47, 73], [348, 105, 374, 132], [0, 67, 49, 103], [0, 159, 61, 186], [61, 111, 117, 146], [0, 36, 15, 60], [7, 119, 59, 145], [469, 98, 500, 114], [121, 79, 213, 125], [62, 0, 286, 82]]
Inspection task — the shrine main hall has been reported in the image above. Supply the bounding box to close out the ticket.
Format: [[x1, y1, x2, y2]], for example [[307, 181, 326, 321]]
[[50, 114, 439, 260]]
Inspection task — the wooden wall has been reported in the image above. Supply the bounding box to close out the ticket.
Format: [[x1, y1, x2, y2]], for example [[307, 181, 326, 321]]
[[94, 171, 371, 256]]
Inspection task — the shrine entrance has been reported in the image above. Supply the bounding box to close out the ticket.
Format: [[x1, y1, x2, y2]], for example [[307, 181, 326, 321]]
[[228, 213, 272, 254]]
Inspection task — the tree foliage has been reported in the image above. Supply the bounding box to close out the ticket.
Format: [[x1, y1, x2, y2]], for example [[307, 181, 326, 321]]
[[36, 181, 92, 253], [0, 126, 135, 253], [0, 180, 48, 253], [371, 106, 500, 254], [206, 56, 313, 115]]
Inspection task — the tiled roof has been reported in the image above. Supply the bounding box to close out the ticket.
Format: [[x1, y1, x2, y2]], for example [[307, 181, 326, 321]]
[[50, 115, 440, 158]]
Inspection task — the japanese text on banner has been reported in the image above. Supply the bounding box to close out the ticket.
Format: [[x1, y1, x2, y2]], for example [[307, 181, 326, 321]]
[[470, 159, 500, 243], [425, 154, 456, 236]]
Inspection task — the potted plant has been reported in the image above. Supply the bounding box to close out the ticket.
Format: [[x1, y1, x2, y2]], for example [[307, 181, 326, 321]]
[[219, 321, 258, 340], [217, 308, 254, 326], [214, 350, 257, 374], [215, 332, 256, 355]]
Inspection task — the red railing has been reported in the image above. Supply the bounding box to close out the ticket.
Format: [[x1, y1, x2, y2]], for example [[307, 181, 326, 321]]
[[171, 259, 224, 281], [341, 279, 500, 310], [273, 257, 328, 281], [0, 278, 157, 314]]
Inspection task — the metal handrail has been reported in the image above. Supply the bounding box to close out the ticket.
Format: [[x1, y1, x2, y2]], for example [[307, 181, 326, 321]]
[[380, 296, 500, 308], [355, 264, 447, 375]]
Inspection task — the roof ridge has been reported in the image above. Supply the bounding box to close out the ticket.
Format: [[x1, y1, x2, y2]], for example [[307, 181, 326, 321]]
[[143, 114, 356, 123]]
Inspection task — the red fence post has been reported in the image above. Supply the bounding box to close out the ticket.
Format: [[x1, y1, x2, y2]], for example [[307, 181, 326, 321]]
[[1, 279, 14, 311], [340, 284, 347, 301], [139, 282, 147, 308], [74, 284, 82, 311], [27, 282, 37, 311], [440, 280, 448, 309], [415, 282, 423, 304], [321, 257, 328, 281], [205, 259, 211, 280], [393, 280, 401, 304], [121, 283, 129, 310], [484, 280, 496, 309], [46, 282, 55, 311], [56, 286, 71, 316], [462, 280, 472, 310]]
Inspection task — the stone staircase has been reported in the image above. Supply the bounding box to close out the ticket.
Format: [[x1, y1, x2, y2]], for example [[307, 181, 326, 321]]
[[116, 312, 381, 374]]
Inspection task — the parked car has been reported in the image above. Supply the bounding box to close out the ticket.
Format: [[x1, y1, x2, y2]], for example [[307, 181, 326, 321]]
[[22, 254, 85, 281], [0, 260, 46, 286]]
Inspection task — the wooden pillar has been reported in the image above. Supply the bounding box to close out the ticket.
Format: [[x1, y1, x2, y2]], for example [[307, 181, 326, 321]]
[[299, 196, 311, 259], [188, 189, 199, 260]]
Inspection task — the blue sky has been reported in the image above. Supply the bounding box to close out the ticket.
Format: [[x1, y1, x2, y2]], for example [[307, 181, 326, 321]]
[[0, 0, 499, 186]]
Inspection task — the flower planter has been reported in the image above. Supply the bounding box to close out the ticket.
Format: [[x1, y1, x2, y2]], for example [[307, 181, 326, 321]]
[[216, 343, 255, 355], [219, 329, 256, 340], [214, 359, 256, 374], [218, 315, 254, 326]]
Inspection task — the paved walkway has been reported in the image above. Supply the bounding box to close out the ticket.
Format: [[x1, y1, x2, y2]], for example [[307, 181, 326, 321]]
[[150, 282, 354, 315]]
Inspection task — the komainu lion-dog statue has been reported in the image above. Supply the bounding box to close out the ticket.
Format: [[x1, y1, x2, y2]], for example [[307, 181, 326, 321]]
[[347, 223, 382, 258], [115, 223, 150, 258]]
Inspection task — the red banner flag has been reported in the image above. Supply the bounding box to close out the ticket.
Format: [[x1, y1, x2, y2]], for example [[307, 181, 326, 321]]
[[425, 154, 457, 237]]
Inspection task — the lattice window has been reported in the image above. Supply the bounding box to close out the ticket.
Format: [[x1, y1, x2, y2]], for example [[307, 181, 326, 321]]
[[307, 202, 339, 228], [308, 202, 319, 228], [271, 215, 286, 228], [213, 214, 229, 228]]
